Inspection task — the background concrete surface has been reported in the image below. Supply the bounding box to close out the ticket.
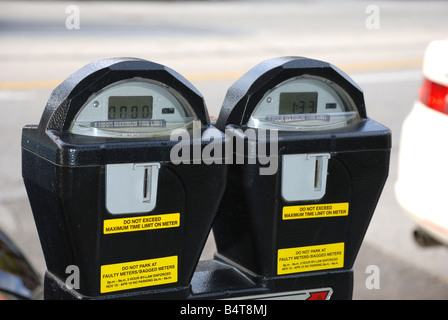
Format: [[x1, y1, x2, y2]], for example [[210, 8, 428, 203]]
[[1, 0, 448, 299]]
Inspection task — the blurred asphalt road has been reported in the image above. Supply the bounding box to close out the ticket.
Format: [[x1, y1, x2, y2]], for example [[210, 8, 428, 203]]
[[1, 0, 448, 299]]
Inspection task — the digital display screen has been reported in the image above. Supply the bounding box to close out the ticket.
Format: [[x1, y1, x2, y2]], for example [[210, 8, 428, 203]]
[[108, 96, 153, 120], [279, 92, 318, 114]]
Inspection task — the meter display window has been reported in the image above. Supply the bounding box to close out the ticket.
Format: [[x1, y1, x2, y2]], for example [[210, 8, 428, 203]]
[[247, 75, 360, 131], [70, 79, 198, 138]]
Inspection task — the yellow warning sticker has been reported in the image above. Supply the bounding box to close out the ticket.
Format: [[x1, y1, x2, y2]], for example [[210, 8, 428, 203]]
[[278, 243, 344, 275], [104, 213, 180, 234], [282, 203, 349, 220], [100, 255, 178, 293]]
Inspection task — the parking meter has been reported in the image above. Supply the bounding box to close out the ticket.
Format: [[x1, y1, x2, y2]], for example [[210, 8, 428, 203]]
[[212, 57, 391, 299], [21, 58, 226, 299]]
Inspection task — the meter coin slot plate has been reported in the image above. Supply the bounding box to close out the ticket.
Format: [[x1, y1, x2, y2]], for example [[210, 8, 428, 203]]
[[282, 153, 330, 201], [106, 162, 160, 214]]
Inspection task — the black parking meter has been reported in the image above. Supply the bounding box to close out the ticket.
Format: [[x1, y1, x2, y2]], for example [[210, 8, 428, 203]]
[[21, 58, 226, 299], [212, 57, 391, 299]]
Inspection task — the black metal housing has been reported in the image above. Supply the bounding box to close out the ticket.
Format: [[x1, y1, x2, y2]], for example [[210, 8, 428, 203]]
[[22, 58, 227, 299], [21, 56, 391, 300], [212, 56, 391, 298]]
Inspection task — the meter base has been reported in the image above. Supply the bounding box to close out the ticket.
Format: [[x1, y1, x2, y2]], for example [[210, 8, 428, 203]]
[[189, 255, 353, 300], [43, 272, 191, 300], [44, 257, 352, 300]]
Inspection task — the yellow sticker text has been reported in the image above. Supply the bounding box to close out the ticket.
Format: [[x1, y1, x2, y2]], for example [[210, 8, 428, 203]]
[[283, 203, 348, 220], [101, 255, 178, 293], [278, 243, 344, 275], [104, 213, 180, 234]]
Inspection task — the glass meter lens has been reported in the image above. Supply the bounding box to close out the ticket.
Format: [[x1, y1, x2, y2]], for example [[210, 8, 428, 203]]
[[247, 75, 360, 131], [70, 79, 198, 138]]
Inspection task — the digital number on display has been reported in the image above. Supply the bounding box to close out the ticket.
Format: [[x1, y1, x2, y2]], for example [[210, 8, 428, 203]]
[[279, 92, 318, 114], [108, 96, 153, 120]]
